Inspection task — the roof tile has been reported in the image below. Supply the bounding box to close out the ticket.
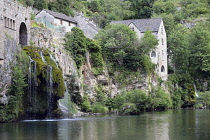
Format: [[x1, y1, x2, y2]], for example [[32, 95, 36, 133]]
[[42, 9, 77, 23], [111, 18, 162, 32]]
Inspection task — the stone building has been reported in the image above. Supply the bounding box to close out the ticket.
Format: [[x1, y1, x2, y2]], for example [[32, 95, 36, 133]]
[[0, 0, 31, 63], [35, 9, 77, 32], [111, 18, 168, 80]]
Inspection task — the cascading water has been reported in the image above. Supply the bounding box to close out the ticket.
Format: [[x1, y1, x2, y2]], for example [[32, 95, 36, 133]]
[[28, 56, 37, 119], [194, 83, 199, 97], [40, 51, 47, 64], [50, 54, 58, 68], [47, 65, 53, 119], [58, 82, 73, 117]]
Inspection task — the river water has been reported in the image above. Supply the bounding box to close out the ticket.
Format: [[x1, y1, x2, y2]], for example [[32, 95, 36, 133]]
[[0, 109, 210, 140]]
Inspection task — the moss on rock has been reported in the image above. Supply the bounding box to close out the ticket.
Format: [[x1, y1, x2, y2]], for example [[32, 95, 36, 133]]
[[23, 46, 65, 117]]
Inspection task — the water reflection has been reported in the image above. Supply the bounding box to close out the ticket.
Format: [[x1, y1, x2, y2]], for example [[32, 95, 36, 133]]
[[1, 110, 210, 140]]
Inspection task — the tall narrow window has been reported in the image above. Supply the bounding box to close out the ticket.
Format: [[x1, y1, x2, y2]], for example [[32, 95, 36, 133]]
[[161, 26, 163, 34], [10, 19, 12, 28], [161, 65, 165, 72], [162, 50, 164, 61], [60, 20, 62, 25], [7, 18, 9, 27], [162, 38, 164, 45], [69, 22, 71, 26], [13, 20, 15, 30], [4, 17, 6, 27]]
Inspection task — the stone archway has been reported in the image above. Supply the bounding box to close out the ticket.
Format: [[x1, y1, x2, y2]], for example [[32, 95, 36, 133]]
[[19, 22, 28, 46]]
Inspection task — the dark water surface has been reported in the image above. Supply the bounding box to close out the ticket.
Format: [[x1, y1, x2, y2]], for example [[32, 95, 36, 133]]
[[0, 109, 210, 140]]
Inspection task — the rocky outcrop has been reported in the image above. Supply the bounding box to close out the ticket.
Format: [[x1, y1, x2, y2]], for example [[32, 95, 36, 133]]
[[0, 38, 20, 106], [30, 27, 161, 111]]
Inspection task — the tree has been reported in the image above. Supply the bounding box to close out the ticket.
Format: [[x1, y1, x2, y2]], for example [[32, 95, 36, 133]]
[[48, 0, 74, 16], [188, 22, 210, 78], [152, 0, 176, 15], [197, 91, 210, 107], [95, 24, 158, 71], [65, 27, 87, 69], [34, 0, 48, 10], [167, 24, 189, 73], [125, 0, 156, 19], [95, 24, 137, 65]]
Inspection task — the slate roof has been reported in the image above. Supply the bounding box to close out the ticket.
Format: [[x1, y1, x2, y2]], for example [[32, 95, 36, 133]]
[[38, 9, 77, 23], [111, 18, 162, 33]]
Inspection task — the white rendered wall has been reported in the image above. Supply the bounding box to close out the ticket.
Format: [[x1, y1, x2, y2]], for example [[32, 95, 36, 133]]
[[36, 11, 77, 32], [156, 21, 168, 80]]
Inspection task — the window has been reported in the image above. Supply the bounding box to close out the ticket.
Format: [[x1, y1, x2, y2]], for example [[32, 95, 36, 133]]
[[69, 22, 71, 26], [13, 20, 15, 30], [162, 50, 164, 61], [161, 65, 165, 72], [60, 20, 62, 25], [151, 51, 156, 57], [7, 18, 9, 27], [4, 17, 6, 27], [162, 38, 164, 45], [161, 26, 163, 34], [10, 19, 12, 28], [130, 26, 134, 31]]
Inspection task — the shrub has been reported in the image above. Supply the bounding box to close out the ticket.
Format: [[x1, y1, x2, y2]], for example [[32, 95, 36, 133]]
[[92, 103, 108, 113], [119, 103, 138, 115]]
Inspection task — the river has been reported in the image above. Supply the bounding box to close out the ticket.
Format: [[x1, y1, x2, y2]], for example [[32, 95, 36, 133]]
[[0, 109, 210, 140]]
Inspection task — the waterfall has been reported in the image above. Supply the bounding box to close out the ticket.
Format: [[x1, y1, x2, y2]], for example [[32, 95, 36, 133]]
[[58, 82, 73, 117], [47, 65, 53, 119], [28, 56, 37, 119], [194, 83, 199, 97], [40, 51, 47, 64], [50, 54, 58, 68]]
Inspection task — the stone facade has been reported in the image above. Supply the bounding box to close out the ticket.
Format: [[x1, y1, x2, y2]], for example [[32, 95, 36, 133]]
[[0, 0, 31, 64]]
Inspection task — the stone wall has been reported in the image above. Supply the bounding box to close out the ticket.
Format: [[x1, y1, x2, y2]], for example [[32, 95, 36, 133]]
[[0, 0, 31, 77]]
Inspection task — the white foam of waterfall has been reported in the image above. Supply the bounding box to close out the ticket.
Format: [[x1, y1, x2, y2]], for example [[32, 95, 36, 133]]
[[50, 54, 58, 68], [58, 82, 73, 117], [47, 66, 53, 119], [40, 51, 47, 64], [28, 56, 37, 119], [194, 83, 199, 97]]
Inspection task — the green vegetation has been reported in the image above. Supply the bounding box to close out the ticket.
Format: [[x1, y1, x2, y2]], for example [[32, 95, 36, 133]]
[[196, 91, 210, 107], [65, 27, 104, 75], [0, 50, 29, 122], [80, 88, 171, 114], [23, 46, 65, 98], [95, 24, 157, 72], [16, 0, 210, 114]]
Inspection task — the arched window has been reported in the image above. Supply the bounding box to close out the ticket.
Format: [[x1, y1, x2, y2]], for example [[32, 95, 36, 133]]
[[151, 51, 156, 57], [19, 22, 28, 46], [161, 65, 165, 72]]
